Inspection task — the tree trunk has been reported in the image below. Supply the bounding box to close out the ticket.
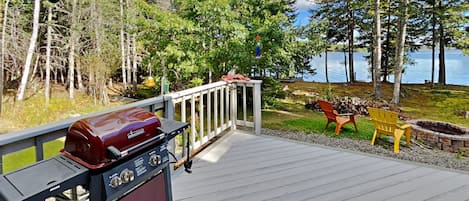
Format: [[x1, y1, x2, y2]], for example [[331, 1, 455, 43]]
[[373, 0, 382, 99], [325, 49, 329, 83], [343, 47, 348, 82], [431, 0, 436, 85], [68, 0, 78, 99], [77, 58, 84, 90], [93, 0, 102, 52], [16, 0, 40, 101], [30, 53, 39, 81], [392, 0, 408, 104], [438, 1, 445, 85], [1, 0, 10, 113], [384, 3, 391, 83], [120, 0, 127, 89], [45, 6, 52, 105], [126, 34, 131, 89], [347, 0, 355, 82], [132, 34, 137, 91]]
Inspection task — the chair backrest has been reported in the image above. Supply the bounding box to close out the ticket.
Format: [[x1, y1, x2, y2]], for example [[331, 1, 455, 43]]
[[318, 100, 337, 120], [367, 107, 398, 134]]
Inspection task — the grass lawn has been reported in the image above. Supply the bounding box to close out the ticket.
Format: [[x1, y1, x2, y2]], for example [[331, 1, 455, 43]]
[[263, 99, 376, 141], [2, 140, 64, 173]]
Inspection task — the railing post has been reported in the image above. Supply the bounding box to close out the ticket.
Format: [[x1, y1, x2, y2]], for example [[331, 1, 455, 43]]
[[253, 81, 262, 135], [34, 138, 44, 162], [0, 151, 3, 174], [231, 83, 237, 131], [164, 96, 176, 171]]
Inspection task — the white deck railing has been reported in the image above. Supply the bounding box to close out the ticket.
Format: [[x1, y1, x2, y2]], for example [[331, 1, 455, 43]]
[[166, 80, 262, 164], [0, 80, 262, 175]]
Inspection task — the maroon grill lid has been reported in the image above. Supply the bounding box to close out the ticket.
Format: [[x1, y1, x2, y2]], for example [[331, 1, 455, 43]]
[[62, 107, 161, 169]]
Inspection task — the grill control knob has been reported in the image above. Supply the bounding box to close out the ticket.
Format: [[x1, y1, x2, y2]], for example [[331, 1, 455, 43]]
[[120, 169, 135, 184], [110, 176, 122, 188], [149, 154, 161, 167]]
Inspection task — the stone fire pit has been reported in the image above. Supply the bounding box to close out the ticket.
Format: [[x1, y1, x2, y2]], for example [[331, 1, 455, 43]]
[[408, 119, 469, 152]]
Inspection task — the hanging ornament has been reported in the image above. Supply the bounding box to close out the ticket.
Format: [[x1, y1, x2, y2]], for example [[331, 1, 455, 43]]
[[255, 35, 261, 59], [255, 45, 261, 59]]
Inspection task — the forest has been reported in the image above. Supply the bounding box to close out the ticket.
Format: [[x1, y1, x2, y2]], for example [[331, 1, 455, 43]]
[[0, 0, 467, 114]]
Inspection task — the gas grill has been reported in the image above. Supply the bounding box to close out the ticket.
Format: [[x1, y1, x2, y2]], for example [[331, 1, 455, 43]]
[[0, 107, 190, 201]]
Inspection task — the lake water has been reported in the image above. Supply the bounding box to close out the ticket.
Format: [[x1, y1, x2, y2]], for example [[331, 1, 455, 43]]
[[302, 49, 469, 86]]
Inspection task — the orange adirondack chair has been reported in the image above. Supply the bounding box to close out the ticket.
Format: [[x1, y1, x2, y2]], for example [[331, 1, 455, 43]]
[[318, 100, 358, 135], [368, 107, 412, 153]]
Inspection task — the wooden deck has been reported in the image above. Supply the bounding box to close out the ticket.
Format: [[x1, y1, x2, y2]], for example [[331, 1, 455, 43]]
[[172, 130, 469, 201]]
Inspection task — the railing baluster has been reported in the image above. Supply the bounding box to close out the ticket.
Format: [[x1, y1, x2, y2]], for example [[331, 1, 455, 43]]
[[243, 84, 247, 125], [181, 97, 186, 123], [214, 87, 219, 135], [181, 97, 187, 157], [199, 92, 205, 144], [207, 89, 212, 138], [190, 94, 198, 148], [220, 86, 224, 130], [225, 86, 229, 127]]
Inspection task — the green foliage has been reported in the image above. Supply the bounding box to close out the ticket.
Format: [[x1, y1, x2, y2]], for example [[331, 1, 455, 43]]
[[189, 77, 203, 87], [322, 84, 335, 100], [261, 77, 286, 109]]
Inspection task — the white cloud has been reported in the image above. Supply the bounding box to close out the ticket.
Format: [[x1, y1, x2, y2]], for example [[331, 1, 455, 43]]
[[294, 0, 316, 11]]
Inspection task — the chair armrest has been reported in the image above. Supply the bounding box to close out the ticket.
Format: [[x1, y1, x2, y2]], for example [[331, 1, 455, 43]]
[[338, 113, 354, 117], [399, 124, 412, 129]]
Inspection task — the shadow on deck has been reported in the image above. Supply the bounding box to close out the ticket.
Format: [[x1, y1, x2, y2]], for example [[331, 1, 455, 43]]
[[173, 130, 469, 201]]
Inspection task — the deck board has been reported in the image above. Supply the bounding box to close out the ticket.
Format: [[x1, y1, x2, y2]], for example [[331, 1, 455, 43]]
[[172, 130, 469, 201]]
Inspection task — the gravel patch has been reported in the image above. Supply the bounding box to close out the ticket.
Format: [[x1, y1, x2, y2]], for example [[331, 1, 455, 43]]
[[261, 128, 469, 172]]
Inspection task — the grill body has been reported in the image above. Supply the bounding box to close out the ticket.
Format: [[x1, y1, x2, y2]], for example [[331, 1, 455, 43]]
[[0, 107, 188, 201]]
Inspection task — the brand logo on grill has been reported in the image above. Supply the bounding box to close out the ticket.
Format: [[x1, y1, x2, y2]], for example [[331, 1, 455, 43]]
[[127, 128, 145, 139]]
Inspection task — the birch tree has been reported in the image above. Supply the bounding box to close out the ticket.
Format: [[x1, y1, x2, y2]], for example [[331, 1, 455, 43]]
[[16, 0, 40, 101], [120, 0, 127, 89], [68, 0, 78, 99], [45, 4, 53, 105], [1, 0, 9, 113], [392, 0, 409, 104]]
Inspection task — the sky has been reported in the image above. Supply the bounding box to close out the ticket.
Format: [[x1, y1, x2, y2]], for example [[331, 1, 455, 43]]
[[293, 0, 316, 27]]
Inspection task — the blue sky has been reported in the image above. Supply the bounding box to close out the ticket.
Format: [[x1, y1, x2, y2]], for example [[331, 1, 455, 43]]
[[293, 0, 315, 26]]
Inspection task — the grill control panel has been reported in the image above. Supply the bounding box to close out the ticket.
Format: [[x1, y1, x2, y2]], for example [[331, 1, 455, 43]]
[[101, 143, 169, 196]]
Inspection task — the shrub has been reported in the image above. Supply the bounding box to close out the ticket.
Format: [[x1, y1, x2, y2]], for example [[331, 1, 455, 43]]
[[261, 77, 286, 109]]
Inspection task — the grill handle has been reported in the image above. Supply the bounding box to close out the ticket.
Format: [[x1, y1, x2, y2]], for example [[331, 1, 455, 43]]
[[107, 146, 122, 160], [106, 133, 166, 160]]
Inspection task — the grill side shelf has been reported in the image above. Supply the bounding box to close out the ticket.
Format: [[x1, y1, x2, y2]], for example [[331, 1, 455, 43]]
[[0, 155, 89, 201], [160, 118, 189, 141]]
